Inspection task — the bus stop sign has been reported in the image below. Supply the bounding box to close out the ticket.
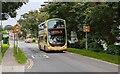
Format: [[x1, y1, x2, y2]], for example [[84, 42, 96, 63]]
[[83, 26, 90, 32], [13, 25, 20, 33]]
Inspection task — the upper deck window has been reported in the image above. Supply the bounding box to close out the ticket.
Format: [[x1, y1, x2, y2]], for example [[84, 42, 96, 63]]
[[48, 19, 65, 29]]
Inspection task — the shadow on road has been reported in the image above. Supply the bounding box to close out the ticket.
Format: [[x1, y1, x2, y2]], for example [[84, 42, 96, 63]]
[[45, 50, 66, 54]]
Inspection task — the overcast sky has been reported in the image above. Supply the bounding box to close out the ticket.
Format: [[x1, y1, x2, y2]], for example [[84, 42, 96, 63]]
[[2, 0, 50, 27]]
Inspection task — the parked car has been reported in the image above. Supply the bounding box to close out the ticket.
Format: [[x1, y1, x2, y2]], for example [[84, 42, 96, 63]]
[[25, 38, 33, 43]]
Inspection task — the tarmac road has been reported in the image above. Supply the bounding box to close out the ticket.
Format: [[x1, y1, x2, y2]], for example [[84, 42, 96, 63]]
[[16, 41, 118, 72]]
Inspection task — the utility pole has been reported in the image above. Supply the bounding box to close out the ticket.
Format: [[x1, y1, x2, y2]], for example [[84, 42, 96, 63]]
[[85, 32, 88, 49], [0, 2, 2, 53], [16, 33, 18, 53]]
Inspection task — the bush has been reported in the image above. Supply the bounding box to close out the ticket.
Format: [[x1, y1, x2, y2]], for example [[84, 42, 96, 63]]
[[32, 39, 36, 42], [107, 45, 119, 55], [88, 42, 103, 52], [2, 31, 8, 34], [70, 42, 80, 48], [3, 37, 9, 44], [2, 33, 9, 44], [79, 39, 86, 49]]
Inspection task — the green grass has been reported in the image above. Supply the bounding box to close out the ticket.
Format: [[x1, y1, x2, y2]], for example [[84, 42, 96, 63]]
[[19, 40, 24, 42], [68, 48, 120, 64], [1, 44, 9, 57], [14, 45, 27, 64], [0, 44, 9, 64], [2, 31, 8, 34], [31, 42, 38, 44]]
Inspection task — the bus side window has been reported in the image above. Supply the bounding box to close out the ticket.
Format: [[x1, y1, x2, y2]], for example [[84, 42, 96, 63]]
[[42, 23, 46, 29], [41, 25, 44, 29], [40, 36, 44, 42], [39, 25, 43, 30], [44, 25, 46, 28], [45, 36, 47, 42], [39, 23, 45, 30]]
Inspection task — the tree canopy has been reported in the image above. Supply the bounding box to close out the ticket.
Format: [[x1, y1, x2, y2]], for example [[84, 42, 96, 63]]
[[42, 2, 120, 44], [2, 2, 27, 18], [18, 10, 49, 38], [18, 2, 120, 44]]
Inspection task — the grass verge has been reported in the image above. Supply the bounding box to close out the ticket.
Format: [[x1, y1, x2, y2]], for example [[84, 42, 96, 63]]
[[68, 48, 120, 64], [0, 44, 9, 63], [1, 44, 9, 57], [31, 42, 37, 44], [14, 45, 27, 64]]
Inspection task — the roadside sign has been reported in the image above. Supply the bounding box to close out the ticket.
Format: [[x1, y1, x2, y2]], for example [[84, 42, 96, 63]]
[[71, 31, 78, 43], [13, 25, 20, 54], [83, 26, 90, 32], [13, 25, 20, 33], [83, 26, 90, 49]]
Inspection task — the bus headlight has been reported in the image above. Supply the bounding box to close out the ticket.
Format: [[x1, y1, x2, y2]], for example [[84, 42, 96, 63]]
[[63, 46, 67, 49], [48, 47, 51, 50]]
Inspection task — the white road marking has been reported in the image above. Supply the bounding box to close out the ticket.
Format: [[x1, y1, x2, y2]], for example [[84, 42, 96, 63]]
[[70, 53, 74, 54], [27, 59, 34, 69], [29, 59, 34, 69], [31, 55, 35, 59], [43, 54, 50, 58]]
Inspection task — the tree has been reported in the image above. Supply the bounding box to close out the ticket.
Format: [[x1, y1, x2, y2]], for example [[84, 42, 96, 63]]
[[43, 2, 87, 39], [18, 10, 49, 38], [2, 2, 28, 18], [42, 2, 120, 44], [18, 2, 120, 45], [85, 2, 120, 44], [4, 25, 13, 31]]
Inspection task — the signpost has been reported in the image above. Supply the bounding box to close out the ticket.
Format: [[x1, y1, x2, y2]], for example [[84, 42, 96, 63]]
[[83, 26, 90, 49], [13, 25, 20, 33], [13, 25, 20, 54]]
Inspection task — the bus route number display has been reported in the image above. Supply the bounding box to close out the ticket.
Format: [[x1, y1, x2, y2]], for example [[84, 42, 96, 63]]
[[51, 30, 63, 34]]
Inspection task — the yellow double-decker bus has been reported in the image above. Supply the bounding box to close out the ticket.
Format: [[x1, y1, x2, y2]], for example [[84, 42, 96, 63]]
[[38, 18, 67, 51]]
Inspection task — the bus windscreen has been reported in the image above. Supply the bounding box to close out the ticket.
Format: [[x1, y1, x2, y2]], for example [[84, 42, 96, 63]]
[[48, 19, 65, 29], [48, 19, 66, 46]]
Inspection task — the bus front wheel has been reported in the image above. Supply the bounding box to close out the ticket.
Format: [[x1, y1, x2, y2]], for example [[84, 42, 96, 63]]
[[44, 46, 48, 52]]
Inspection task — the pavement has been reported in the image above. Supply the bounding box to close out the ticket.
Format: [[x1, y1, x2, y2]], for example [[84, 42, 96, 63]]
[[1, 43, 25, 72]]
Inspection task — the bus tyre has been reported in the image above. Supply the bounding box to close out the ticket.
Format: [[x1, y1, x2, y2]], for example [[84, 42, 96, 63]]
[[44, 46, 48, 52], [39, 45, 42, 51], [60, 50, 63, 53]]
